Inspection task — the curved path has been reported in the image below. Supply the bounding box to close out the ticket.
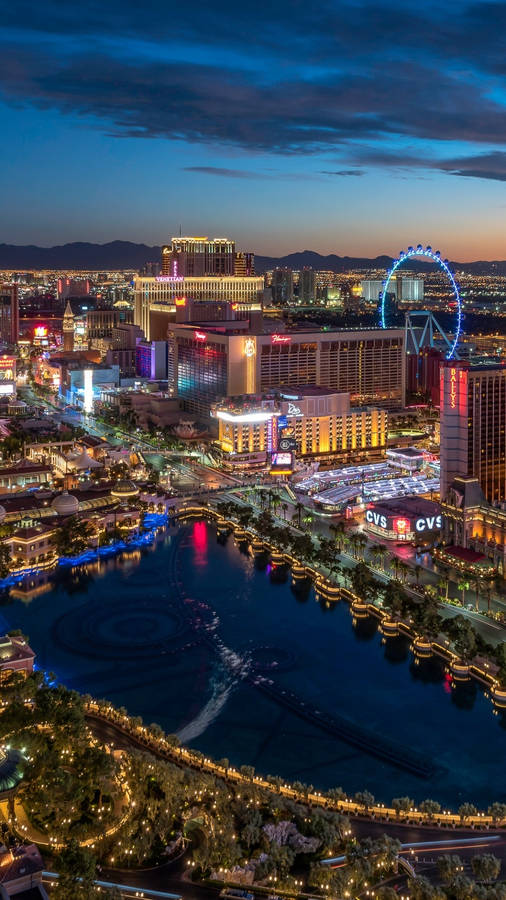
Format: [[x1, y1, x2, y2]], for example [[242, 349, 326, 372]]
[[85, 706, 506, 833]]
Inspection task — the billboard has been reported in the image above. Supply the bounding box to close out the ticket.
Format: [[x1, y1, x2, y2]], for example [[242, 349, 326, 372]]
[[270, 450, 294, 474]]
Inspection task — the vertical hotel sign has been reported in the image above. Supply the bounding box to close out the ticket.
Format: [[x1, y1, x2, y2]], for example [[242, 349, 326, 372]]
[[444, 364, 467, 414], [450, 367, 458, 409]]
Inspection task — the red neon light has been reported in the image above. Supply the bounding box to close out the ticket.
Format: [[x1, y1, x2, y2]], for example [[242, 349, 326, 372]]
[[394, 517, 409, 534], [0, 358, 14, 368], [231, 303, 239, 310], [271, 334, 291, 344], [194, 331, 207, 342]]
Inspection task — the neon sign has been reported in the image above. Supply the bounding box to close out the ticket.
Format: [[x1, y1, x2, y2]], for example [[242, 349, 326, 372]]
[[287, 402, 302, 416], [415, 515, 442, 532], [175, 297, 186, 307], [449, 367, 458, 409], [271, 334, 291, 344], [394, 517, 409, 534], [366, 510, 387, 529], [244, 338, 256, 357], [34, 325, 48, 338], [194, 331, 207, 342], [155, 275, 184, 282]]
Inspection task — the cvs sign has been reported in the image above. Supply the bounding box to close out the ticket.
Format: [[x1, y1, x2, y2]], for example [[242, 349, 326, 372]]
[[415, 515, 442, 532], [365, 509, 387, 529]]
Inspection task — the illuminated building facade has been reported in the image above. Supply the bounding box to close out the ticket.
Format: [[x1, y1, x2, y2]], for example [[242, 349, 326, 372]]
[[170, 325, 405, 419], [442, 476, 506, 574], [234, 251, 255, 276], [364, 497, 441, 543], [361, 276, 424, 303], [0, 356, 16, 398], [162, 236, 236, 276], [134, 274, 264, 339], [0, 285, 19, 345], [136, 340, 168, 380], [57, 277, 91, 299], [212, 388, 388, 466], [440, 361, 506, 502], [270, 268, 294, 305], [62, 300, 75, 352]]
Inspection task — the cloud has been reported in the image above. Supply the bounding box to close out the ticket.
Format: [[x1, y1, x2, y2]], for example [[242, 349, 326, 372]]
[[2, 1, 506, 173], [183, 166, 256, 178], [320, 169, 364, 176]]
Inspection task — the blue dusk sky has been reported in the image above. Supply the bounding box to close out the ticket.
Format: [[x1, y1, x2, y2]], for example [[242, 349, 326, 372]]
[[2, 0, 506, 259]]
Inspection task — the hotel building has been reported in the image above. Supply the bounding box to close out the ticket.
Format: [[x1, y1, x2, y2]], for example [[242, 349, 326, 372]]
[[161, 236, 236, 276], [134, 274, 264, 340], [169, 324, 405, 420], [440, 361, 506, 502], [212, 387, 387, 467], [0, 284, 19, 345]]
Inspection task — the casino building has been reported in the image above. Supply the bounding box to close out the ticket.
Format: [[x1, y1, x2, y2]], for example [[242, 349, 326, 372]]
[[134, 275, 264, 339], [212, 387, 388, 468], [170, 324, 405, 420], [440, 360, 506, 503]]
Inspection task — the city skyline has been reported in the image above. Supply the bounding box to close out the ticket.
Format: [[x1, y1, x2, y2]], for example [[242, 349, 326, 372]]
[[3, 0, 506, 258]]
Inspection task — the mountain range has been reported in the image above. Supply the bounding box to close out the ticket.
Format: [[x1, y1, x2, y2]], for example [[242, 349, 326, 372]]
[[0, 241, 506, 275]]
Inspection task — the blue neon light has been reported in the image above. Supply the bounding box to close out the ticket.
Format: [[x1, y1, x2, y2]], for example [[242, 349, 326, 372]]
[[379, 245, 462, 359], [0, 513, 170, 590]]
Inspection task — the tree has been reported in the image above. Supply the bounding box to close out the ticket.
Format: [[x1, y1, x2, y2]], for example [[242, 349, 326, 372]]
[[437, 854, 465, 882], [54, 840, 97, 898], [419, 799, 441, 819], [471, 854, 501, 883], [488, 802, 506, 825], [458, 578, 471, 606], [391, 796, 415, 817], [447, 874, 477, 900], [56, 515, 95, 556], [354, 790, 375, 811], [0, 542, 10, 578], [458, 802, 478, 823], [350, 562, 377, 601]]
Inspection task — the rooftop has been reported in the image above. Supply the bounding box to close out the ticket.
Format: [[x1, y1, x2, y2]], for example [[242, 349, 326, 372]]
[[0, 845, 43, 887], [370, 496, 440, 516]]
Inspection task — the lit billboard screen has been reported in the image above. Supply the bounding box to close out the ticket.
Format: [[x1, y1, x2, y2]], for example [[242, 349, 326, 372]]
[[270, 451, 294, 474]]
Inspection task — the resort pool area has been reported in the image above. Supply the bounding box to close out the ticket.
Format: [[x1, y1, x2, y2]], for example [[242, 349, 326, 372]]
[[3, 521, 506, 808]]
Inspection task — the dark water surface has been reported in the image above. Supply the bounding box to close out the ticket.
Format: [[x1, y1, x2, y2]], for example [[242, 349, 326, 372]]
[[3, 522, 506, 807]]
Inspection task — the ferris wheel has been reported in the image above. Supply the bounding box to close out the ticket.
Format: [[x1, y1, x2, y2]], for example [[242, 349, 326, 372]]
[[379, 244, 462, 359]]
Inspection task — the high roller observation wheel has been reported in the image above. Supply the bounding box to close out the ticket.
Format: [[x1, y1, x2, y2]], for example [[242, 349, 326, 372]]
[[379, 244, 462, 359]]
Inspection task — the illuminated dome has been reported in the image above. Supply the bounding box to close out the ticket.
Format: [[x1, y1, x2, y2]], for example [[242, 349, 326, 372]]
[[110, 480, 140, 500], [51, 492, 79, 516]]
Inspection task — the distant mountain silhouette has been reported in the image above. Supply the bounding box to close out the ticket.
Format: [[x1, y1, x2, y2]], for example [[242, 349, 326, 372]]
[[0, 241, 505, 275], [0, 241, 161, 270]]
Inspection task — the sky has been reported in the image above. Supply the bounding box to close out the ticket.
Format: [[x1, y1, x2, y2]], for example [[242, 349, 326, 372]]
[[2, 0, 506, 259]]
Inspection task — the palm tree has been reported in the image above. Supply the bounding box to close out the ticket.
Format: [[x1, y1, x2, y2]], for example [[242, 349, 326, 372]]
[[302, 512, 314, 530], [397, 560, 410, 584], [437, 576, 449, 601], [369, 545, 383, 571], [457, 577, 470, 607], [389, 555, 402, 581], [329, 521, 346, 551], [294, 501, 304, 528]]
